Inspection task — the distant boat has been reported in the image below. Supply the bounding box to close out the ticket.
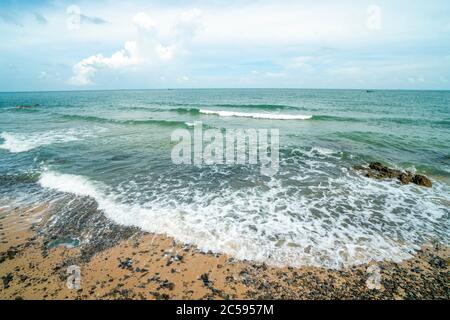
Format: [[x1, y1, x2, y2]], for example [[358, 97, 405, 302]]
[[366, 90, 375, 93]]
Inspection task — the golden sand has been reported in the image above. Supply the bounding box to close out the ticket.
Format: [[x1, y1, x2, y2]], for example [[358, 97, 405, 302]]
[[0, 204, 448, 300]]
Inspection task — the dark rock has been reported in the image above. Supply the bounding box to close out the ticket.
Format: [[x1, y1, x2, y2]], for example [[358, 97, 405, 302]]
[[2, 273, 13, 289], [369, 162, 387, 172], [200, 273, 210, 286], [412, 174, 432, 188], [428, 256, 446, 268], [369, 162, 402, 179], [159, 280, 175, 291], [399, 172, 413, 185], [6, 248, 18, 259], [118, 258, 133, 270], [150, 292, 170, 300], [356, 162, 432, 188]]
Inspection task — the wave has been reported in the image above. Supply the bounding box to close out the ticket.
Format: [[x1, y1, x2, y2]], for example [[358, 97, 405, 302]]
[[0, 172, 40, 186], [7, 107, 41, 113], [199, 109, 313, 120], [214, 104, 301, 110], [312, 115, 361, 122], [171, 107, 201, 115], [312, 115, 450, 127], [38, 169, 450, 269], [124, 104, 304, 115], [0, 127, 106, 153], [60, 114, 192, 128]]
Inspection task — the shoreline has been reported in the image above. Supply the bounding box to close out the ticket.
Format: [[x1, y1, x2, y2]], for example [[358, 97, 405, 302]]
[[0, 201, 448, 300]]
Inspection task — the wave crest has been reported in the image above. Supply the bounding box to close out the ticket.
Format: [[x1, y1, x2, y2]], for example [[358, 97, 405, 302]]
[[0, 127, 106, 153], [199, 109, 312, 120]]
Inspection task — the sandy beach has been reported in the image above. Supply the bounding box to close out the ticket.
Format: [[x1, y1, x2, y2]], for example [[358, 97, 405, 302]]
[[0, 202, 448, 300]]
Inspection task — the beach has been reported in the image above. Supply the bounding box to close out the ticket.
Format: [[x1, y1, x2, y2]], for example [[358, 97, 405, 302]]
[[0, 202, 448, 300]]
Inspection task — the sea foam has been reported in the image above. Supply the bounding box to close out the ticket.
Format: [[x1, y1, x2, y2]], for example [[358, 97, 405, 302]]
[[0, 127, 106, 153], [199, 109, 312, 120], [38, 167, 450, 269]]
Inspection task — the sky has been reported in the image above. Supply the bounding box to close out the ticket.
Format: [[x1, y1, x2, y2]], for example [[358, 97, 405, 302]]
[[0, 0, 449, 91]]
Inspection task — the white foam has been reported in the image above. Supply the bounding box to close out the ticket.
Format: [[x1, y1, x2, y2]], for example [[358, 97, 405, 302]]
[[40, 171, 100, 197], [0, 127, 107, 153], [199, 109, 312, 120], [38, 169, 450, 269]]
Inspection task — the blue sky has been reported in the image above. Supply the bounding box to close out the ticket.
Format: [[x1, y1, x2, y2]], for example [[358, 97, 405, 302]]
[[0, 0, 449, 91]]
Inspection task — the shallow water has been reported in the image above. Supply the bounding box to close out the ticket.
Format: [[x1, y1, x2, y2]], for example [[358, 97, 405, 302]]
[[0, 89, 449, 268]]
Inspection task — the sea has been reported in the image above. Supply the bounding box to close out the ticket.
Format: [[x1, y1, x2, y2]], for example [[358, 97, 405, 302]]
[[0, 89, 449, 269]]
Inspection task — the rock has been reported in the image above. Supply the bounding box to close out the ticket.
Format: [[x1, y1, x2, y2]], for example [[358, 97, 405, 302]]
[[367, 162, 401, 179], [118, 258, 133, 270], [356, 162, 432, 188], [428, 256, 446, 268], [159, 280, 175, 290], [399, 172, 413, 185], [368, 162, 386, 172], [200, 273, 210, 286], [412, 174, 432, 188], [365, 171, 382, 179], [2, 273, 13, 289], [6, 248, 18, 259]]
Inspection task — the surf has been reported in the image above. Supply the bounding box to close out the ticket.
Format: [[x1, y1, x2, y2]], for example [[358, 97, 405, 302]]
[[199, 109, 313, 120]]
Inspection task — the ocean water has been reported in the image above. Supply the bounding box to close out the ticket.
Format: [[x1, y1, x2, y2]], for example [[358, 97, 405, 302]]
[[0, 89, 449, 269]]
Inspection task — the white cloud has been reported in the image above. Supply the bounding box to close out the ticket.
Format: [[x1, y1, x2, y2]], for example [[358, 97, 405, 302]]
[[133, 12, 156, 30], [156, 44, 176, 61], [177, 75, 189, 82], [33, 1, 446, 89], [70, 41, 139, 85], [70, 10, 203, 86], [175, 8, 203, 40]]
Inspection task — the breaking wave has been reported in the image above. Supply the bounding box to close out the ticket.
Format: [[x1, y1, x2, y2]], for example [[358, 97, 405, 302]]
[[0, 127, 107, 153], [199, 109, 313, 120], [38, 167, 450, 269]]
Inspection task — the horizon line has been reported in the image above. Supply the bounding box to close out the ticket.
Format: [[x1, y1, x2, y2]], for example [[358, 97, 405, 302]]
[[1, 87, 449, 94]]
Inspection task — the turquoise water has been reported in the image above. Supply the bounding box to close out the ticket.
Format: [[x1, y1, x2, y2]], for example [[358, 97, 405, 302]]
[[0, 89, 449, 268]]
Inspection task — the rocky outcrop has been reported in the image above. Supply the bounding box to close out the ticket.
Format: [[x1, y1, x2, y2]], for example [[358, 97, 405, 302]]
[[412, 174, 433, 188], [355, 162, 432, 188]]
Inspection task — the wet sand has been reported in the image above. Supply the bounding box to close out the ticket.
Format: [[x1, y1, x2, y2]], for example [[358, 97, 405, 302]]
[[0, 201, 448, 300]]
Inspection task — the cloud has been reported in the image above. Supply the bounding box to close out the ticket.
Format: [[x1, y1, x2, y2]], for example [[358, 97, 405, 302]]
[[0, 11, 22, 26], [133, 12, 156, 30], [80, 13, 109, 25], [34, 12, 48, 25], [25, 1, 445, 90], [177, 75, 189, 82], [175, 8, 203, 40], [284, 56, 315, 69], [70, 9, 203, 86], [70, 41, 140, 85]]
